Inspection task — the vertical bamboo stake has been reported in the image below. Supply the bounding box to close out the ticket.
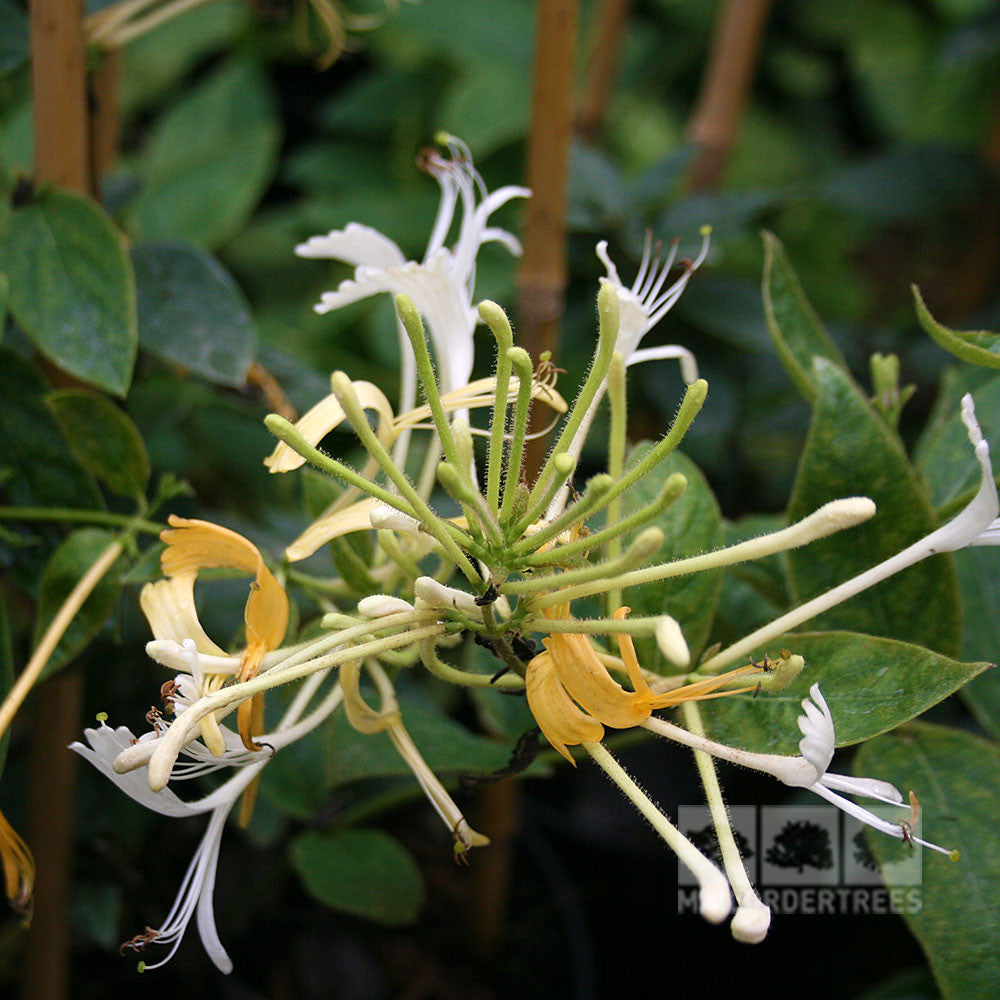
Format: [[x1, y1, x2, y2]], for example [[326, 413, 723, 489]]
[[517, 0, 579, 481], [472, 0, 579, 965], [25, 2, 91, 997], [576, 0, 630, 142], [686, 0, 772, 192], [31, 0, 89, 191]]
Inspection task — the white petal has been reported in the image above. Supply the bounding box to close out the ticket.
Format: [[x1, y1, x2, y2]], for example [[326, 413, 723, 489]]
[[295, 222, 406, 269]]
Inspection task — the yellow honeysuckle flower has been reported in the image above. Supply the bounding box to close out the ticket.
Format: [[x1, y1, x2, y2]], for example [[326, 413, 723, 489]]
[[527, 604, 762, 763], [0, 807, 33, 918], [153, 516, 289, 753]]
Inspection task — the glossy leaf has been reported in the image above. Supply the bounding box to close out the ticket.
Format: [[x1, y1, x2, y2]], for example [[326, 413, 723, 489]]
[[0, 189, 136, 395], [623, 447, 724, 670], [46, 390, 150, 498], [913, 285, 1000, 370], [33, 529, 123, 678], [785, 359, 961, 656], [128, 60, 280, 249], [761, 230, 848, 402], [132, 242, 257, 386], [0, 349, 102, 509], [855, 724, 1000, 1000], [290, 828, 425, 925], [700, 631, 989, 756]]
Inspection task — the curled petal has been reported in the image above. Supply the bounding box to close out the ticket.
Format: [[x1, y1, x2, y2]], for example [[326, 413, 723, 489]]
[[525, 650, 604, 764]]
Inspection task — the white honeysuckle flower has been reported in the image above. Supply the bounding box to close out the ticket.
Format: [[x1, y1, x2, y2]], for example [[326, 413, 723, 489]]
[[73, 671, 344, 972], [370, 504, 423, 535], [794, 685, 956, 857], [550, 228, 711, 517], [645, 684, 957, 858], [296, 134, 530, 409], [596, 226, 711, 375], [702, 394, 998, 672], [413, 576, 481, 616], [357, 595, 416, 618], [655, 615, 690, 668]]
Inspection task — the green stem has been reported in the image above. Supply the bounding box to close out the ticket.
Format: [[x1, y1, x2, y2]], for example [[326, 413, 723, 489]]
[[418, 636, 526, 690], [481, 302, 514, 515], [522, 472, 686, 567], [329, 374, 480, 584], [526, 282, 620, 509], [606, 352, 627, 612], [0, 506, 163, 535], [509, 473, 614, 555], [500, 347, 540, 526], [504, 526, 663, 598]]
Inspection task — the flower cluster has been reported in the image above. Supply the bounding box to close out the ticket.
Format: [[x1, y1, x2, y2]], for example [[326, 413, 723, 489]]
[[77, 137, 988, 970]]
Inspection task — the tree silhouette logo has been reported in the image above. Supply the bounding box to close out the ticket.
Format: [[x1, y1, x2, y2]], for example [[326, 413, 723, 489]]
[[765, 819, 834, 874]]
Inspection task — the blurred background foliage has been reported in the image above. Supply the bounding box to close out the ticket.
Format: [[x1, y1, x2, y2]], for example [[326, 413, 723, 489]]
[[1, 0, 1000, 997]]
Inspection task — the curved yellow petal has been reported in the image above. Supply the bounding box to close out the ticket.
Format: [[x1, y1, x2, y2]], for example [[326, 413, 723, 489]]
[[139, 576, 227, 657], [264, 380, 396, 473], [548, 632, 651, 731], [284, 497, 382, 562], [525, 649, 604, 763], [340, 660, 398, 734], [159, 516, 289, 652], [0, 807, 33, 916]]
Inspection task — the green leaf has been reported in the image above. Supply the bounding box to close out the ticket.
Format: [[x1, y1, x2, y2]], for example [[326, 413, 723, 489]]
[[261, 698, 516, 818], [290, 828, 424, 925], [45, 390, 150, 498], [0, 188, 136, 395], [132, 243, 257, 386], [953, 547, 1000, 740], [33, 528, 122, 678], [623, 447, 724, 670], [439, 63, 530, 158], [856, 967, 940, 1000], [913, 366, 1000, 509], [0, 271, 8, 339], [854, 724, 1000, 1000], [0, 0, 28, 76], [128, 59, 280, 249], [761, 231, 848, 402], [913, 285, 1000, 370], [0, 348, 103, 508], [700, 631, 989, 756], [785, 359, 961, 656]]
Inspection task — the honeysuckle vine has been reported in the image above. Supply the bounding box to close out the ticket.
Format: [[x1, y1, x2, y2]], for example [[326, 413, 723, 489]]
[[74, 139, 988, 969]]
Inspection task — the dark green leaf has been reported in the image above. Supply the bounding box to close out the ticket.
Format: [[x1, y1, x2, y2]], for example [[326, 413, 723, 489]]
[[913, 285, 1000, 370], [953, 547, 1000, 739], [700, 631, 989, 755], [0, 0, 28, 75], [46, 389, 150, 497], [0, 271, 8, 338], [0, 188, 136, 395], [290, 828, 424, 925], [439, 63, 530, 158], [913, 367, 1000, 508], [0, 348, 102, 508], [568, 144, 627, 230], [855, 724, 1000, 1000], [132, 242, 257, 386], [786, 359, 961, 656], [33, 529, 122, 678], [761, 231, 848, 402], [261, 698, 517, 818], [821, 147, 981, 221], [128, 60, 281, 249], [624, 447, 724, 670], [856, 967, 940, 1000]]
